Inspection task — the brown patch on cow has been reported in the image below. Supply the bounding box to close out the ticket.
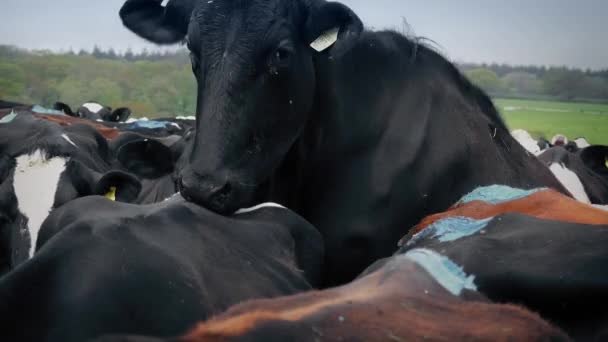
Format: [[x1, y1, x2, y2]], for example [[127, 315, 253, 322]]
[[35, 114, 120, 139], [410, 189, 608, 236], [178, 256, 569, 342]]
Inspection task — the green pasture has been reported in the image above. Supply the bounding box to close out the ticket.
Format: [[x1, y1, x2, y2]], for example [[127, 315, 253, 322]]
[[494, 98, 608, 145]]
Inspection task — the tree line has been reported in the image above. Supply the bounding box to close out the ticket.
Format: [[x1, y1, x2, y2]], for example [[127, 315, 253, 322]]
[[1, 44, 607, 118], [459, 63, 608, 103]]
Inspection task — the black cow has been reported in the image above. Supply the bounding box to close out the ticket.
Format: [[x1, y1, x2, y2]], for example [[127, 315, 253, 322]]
[[54, 101, 132, 122], [0, 113, 141, 274], [397, 213, 608, 340], [109, 131, 193, 203], [538, 146, 608, 204], [121, 0, 567, 285], [0, 196, 323, 342]]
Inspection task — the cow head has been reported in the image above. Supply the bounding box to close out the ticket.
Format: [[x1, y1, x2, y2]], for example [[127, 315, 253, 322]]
[[121, 0, 362, 213]]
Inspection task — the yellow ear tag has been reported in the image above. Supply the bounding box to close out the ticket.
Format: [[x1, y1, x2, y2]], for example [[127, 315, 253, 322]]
[[605, 157, 608, 169], [105, 186, 117, 201]]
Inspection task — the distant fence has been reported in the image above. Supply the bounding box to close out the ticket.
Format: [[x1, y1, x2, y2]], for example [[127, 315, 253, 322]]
[[488, 92, 608, 105]]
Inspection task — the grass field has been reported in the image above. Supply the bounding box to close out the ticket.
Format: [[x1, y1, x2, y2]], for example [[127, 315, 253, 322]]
[[494, 98, 608, 145]]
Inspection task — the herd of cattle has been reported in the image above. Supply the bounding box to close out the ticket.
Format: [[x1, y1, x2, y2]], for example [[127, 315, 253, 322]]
[[2, 0, 608, 341]]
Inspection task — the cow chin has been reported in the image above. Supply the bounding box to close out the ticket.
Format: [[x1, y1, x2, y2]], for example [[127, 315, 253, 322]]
[[178, 167, 254, 215]]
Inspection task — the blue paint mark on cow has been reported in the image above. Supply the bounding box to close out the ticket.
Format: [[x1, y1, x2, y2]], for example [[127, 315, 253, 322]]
[[401, 248, 477, 295], [0, 111, 17, 124], [458, 185, 546, 205], [126, 121, 177, 130], [406, 216, 493, 247], [31, 105, 66, 116]]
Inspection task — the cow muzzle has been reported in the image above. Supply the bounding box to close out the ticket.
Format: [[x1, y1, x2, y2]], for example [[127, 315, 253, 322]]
[[178, 167, 243, 215]]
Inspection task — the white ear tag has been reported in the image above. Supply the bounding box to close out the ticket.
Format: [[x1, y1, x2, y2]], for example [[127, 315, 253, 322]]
[[310, 27, 340, 52]]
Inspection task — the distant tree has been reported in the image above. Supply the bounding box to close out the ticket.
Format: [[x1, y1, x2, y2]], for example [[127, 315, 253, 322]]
[[465, 68, 504, 94], [77, 48, 88, 56], [92, 45, 104, 59], [502, 72, 542, 95], [107, 48, 118, 60], [124, 48, 135, 61]]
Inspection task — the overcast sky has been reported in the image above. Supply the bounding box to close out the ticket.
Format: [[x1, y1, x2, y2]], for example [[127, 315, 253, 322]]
[[1, 0, 607, 69]]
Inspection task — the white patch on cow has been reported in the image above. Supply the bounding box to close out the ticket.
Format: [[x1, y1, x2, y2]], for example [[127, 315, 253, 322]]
[[593, 204, 608, 212], [176, 116, 195, 120], [235, 202, 286, 215], [13, 150, 68, 258], [161, 0, 170, 6], [82, 102, 104, 114], [61, 134, 77, 147], [511, 129, 541, 155], [170, 123, 181, 129], [574, 137, 590, 148], [310, 27, 340, 52], [549, 163, 591, 203]]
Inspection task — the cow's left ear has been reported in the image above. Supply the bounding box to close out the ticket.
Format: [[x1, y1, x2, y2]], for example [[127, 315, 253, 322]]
[[94, 170, 142, 203], [305, 1, 363, 54]]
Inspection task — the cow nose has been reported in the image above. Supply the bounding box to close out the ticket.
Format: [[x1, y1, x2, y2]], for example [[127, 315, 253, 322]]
[[179, 169, 234, 214]]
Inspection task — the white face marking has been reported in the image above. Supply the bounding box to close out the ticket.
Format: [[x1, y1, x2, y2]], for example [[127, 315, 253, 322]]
[[235, 202, 286, 215], [549, 163, 591, 203], [13, 150, 68, 257], [511, 129, 541, 155], [82, 102, 104, 114], [169, 123, 181, 129], [61, 134, 78, 148]]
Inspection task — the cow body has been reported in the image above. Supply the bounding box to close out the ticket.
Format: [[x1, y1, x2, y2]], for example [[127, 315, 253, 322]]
[[121, 0, 567, 285], [400, 212, 608, 340], [538, 146, 608, 204], [95, 248, 568, 342], [0, 197, 323, 342]]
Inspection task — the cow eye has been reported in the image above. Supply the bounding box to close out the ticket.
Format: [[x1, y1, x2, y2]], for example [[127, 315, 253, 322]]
[[274, 48, 290, 63]]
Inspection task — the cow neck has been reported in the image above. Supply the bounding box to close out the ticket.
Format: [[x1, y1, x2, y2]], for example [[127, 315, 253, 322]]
[[13, 149, 68, 258]]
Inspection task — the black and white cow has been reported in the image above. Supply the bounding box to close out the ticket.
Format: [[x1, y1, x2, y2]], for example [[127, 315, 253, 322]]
[[120, 0, 568, 285], [538, 146, 608, 204], [54, 101, 132, 122], [0, 113, 141, 274], [0, 196, 323, 342]]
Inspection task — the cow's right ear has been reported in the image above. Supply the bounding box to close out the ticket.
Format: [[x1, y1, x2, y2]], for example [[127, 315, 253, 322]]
[[305, 1, 363, 55], [120, 0, 197, 44]]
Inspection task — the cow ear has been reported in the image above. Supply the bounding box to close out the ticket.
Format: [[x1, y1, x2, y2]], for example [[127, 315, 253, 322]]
[[117, 139, 174, 179], [112, 107, 132, 122], [94, 171, 142, 203], [305, 1, 363, 54], [53, 102, 75, 116], [120, 0, 197, 44]]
